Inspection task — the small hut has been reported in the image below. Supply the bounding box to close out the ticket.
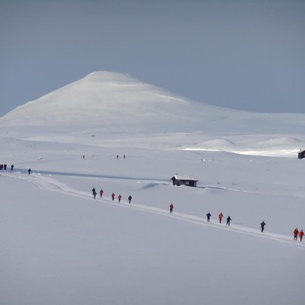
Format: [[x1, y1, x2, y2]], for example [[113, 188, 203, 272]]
[[298, 150, 305, 159], [170, 174, 198, 187]]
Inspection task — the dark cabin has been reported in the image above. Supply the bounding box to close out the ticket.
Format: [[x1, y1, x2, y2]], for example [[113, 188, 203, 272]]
[[298, 150, 305, 159], [170, 175, 198, 187]]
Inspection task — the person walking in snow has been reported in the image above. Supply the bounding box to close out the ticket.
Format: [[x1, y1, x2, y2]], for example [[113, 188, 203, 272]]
[[293, 228, 299, 240], [261, 221, 266, 232], [169, 203, 174, 213], [206, 212, 211, 222], [299, 230, 304, 242], [226, 216, 232, 226], [118, 194, 122, 203], [92, 187, 97, 199], [128, 195, 132, 204], [218, 212, 224, 223], [99, 189, 103, 198], [28, 168, 31, 175], [10, 164, 14, 171], [111, 193, 115, 201]]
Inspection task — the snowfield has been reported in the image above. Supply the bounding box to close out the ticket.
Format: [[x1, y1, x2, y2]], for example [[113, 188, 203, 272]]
[[1, 72, 304, 305]]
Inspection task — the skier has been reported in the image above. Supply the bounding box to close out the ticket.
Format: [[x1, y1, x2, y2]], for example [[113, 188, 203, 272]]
[[206, 212, 211, 222], [299, 230, 304, 242], [118, 194, 122, 203], [169, 203, 174, 213], [28, 168, 31, 175], [261, 221, 266, 232], [128, 195, 132, 204], [99, 189, 103, 198], [10, 164, 14, 171], [92, 187, 97, 199], [111, 193, 115, 201], [294, 228, 299, 240], [218, 212, 224, 223], [226, 216, 232, 226]]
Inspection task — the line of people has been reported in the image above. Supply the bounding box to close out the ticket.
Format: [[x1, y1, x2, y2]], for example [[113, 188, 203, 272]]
[[206, 212, 231, 226], [0, 164, 14, 170], [92, 187, 132, 204], [89, 192, 304, 241], [293, 228, 304, 242], [170, 205, 304, 241]]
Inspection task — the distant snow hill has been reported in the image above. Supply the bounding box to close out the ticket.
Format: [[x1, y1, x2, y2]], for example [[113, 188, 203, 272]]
[[0, 71, 305, 144]]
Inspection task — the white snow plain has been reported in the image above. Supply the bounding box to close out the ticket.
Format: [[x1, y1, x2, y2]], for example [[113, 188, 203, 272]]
[[0, 72, 304, 305]]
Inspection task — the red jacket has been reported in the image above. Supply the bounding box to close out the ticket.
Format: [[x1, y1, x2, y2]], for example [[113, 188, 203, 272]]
[[294, 229, 299, 236]]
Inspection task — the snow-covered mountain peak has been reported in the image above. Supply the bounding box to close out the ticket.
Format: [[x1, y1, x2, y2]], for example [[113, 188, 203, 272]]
[[1, 71, 305, 153], [1, 71, 192, 126], [82, 71, 141, 83]]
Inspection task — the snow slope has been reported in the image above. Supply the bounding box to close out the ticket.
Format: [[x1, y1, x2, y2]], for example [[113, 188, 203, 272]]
[[1, 71, 305, 305], [1, 71, 305, 147]]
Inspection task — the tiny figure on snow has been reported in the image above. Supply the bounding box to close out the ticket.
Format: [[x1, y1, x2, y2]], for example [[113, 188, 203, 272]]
[[92, 187, 97, 199], [112, 193, 115, 201], [123, 155, 126, 158], [261, 221, 266, 232], [299, 230, 304, 242], [10, 164, 14, 171], [82, 155, 85, 159], [169, 203, 174, 213], [99, 189, 103, 198], [206, 212, 211, 222], [3, 164, 7, 170], [28, 168, 31, 175], [128, 195, 132, 204], [118, 194, 122, 202], [218, 212, 224, 223], [226, 216, 232, 226], [294, 228, 299, 240], [116, 155, 119, 159]]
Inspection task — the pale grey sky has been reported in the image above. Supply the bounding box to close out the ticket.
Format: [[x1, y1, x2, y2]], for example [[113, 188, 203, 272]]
[[1, 0, 305, 116]]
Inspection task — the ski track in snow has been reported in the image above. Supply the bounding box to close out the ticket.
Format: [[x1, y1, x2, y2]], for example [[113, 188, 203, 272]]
[[3, 171, 305, 250]]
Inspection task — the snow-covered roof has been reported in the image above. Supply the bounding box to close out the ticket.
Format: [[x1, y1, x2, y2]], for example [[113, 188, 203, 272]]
[[171, 175, 198, 181]]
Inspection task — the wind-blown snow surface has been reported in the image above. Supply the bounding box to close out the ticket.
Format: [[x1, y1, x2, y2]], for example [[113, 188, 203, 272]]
[[1, 72, 305, 305]]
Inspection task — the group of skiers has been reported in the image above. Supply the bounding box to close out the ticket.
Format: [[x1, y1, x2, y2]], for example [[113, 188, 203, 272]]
[[293, 228, 304, 241], [92, 187, 132, 204], [0, 164, 14, 170], [206, 212, 231, 225], [169, 205, 303, 240], [116, 155, 126, 159], [91, 186, 303, 241]]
